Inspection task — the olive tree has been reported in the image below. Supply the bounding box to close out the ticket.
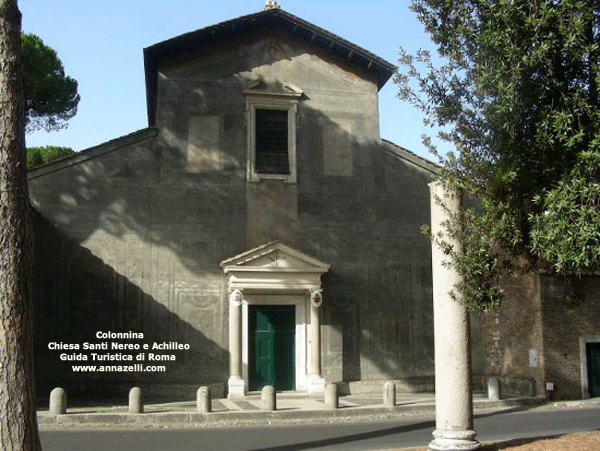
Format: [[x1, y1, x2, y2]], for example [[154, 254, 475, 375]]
[[397, 0, 600, 310]]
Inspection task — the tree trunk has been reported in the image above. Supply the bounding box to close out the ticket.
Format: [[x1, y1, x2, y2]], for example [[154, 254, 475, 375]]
[[0, 0, 42, 450]]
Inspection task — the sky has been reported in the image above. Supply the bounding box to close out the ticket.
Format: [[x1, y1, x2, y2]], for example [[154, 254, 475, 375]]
[[22, 0, 445, 160]]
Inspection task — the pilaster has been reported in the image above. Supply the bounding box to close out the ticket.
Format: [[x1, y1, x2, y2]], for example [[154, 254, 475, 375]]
[[308, 289, 325, 395], [228, 288, 245, 398]]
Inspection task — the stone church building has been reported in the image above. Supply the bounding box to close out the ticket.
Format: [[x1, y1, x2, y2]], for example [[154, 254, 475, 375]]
[[28, 4, 600, 400]]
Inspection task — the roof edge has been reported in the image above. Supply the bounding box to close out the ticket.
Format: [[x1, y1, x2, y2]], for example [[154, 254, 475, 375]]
[[381, 139, 440, 175], [27, 127, 158, 180]]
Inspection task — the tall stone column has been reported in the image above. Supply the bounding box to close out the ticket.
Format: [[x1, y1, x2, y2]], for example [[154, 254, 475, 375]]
[[228, 288, 245, 398], [308, 290, 325, 395], [428, 181, 480, 451]]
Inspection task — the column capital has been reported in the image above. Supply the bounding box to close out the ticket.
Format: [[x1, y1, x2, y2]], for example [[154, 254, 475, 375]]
[[228, 288, 243, 307], [310, 289, 323, 308]]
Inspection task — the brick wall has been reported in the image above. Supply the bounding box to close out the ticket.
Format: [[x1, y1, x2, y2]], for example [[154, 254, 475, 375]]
[[541, 275, 600, 400], [481, 273, 545, 396]]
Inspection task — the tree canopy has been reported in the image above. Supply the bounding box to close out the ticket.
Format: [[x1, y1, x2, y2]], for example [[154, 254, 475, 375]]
[[21, 32, 80, 133], [397, 0, 600, 311], [26, 145, 74, 168]]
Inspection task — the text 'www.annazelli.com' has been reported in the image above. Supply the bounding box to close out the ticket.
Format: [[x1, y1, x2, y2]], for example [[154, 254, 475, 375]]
[[72, 365, 166, 373]]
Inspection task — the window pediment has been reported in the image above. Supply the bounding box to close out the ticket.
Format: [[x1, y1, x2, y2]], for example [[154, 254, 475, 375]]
[[243, 80, 303, 98]]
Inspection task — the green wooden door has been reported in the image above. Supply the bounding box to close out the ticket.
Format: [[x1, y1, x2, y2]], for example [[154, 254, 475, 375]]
[[587, 343, 600, 397], [249, 305, 295, 391]]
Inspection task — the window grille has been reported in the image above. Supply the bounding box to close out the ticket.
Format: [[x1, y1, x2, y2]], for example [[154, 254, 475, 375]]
[[255, 109, 289, 174]]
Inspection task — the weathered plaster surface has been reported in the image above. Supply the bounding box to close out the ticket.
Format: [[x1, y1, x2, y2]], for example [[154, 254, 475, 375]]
[[28, 27, 443, 396]]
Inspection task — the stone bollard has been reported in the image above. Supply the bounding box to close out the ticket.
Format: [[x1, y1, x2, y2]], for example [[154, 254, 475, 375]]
[[383, 381, 396, 408], [488, 376, 501, 401], [197, 386, 211, 413], [261, 385, 276, 411], [324, 383, 338, 409], [49, 387, 67, 415], [129, 387, 143, 414]]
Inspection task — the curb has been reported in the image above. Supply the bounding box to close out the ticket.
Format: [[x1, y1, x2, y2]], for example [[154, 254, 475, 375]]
[[37, 396, 546, 427]]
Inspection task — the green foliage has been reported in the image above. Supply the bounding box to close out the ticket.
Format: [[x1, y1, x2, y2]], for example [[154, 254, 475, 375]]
[[398, 0, 600, 310], [21, 33, 80, 133], [26, 146, 74, 168], [530, 151, 600, 274]]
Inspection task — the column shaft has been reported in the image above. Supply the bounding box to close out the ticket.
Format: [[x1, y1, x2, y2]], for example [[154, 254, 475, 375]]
[[228, 289, 245, 398], [310, 303, 321, 376], [229, 300, 241, 378], [428, 181, 480, 451], [308, 290, 325, 395]]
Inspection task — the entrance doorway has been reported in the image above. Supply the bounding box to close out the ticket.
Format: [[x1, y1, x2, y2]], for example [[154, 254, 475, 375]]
[[587, 343, 600, 398], [249, 305, 295, 391], [222, 241, 329, 396]]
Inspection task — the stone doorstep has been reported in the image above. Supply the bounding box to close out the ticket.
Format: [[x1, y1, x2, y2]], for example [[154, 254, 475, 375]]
[[36, 396, 546, 427], [219, 398, 244, 411]]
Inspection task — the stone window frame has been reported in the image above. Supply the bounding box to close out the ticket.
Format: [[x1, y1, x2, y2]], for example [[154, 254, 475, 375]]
[[244, 81, 302, 183], [580, 335, 600, 398]]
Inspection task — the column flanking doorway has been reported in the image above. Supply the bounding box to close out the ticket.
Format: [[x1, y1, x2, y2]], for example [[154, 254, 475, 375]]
[[249, 305, 295, 391], [221, 241, 330, 397]]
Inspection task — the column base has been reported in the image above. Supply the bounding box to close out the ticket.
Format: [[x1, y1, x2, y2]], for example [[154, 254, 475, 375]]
[[227, 376, 246, 399], [428, 429, 480, 451], [307, 374, 325, 396]]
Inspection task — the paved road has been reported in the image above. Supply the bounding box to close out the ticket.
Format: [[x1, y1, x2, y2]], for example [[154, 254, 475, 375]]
[[40, 406, 599, 451]]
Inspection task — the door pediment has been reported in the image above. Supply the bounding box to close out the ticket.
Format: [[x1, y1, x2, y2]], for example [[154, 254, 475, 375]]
[[220, 241, 329, 291], [221, 241, 329, 273]]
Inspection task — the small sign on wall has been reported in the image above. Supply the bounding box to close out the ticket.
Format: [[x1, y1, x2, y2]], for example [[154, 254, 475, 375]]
[[529, 349, 538, 367]]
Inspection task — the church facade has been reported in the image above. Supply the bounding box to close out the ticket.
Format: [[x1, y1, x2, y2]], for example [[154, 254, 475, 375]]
[[28, 4, 600, 401]]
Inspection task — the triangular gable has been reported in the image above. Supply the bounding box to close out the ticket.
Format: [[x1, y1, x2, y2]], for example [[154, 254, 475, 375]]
[[144, 7, 396, 126], [220, 241, 330, 274]]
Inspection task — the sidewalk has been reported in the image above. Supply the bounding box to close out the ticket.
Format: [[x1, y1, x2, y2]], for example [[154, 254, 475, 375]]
[[37, 392, 547, 428]]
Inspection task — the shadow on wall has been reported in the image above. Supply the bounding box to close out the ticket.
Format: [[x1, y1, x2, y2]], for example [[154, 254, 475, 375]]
[[292, 107, 436, 386], [32, 212, 228, 400], [28, 59, 439, 395]]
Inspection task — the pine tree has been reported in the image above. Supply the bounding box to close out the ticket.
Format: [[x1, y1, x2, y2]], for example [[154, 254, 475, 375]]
[[0, 0, 42, 449]]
